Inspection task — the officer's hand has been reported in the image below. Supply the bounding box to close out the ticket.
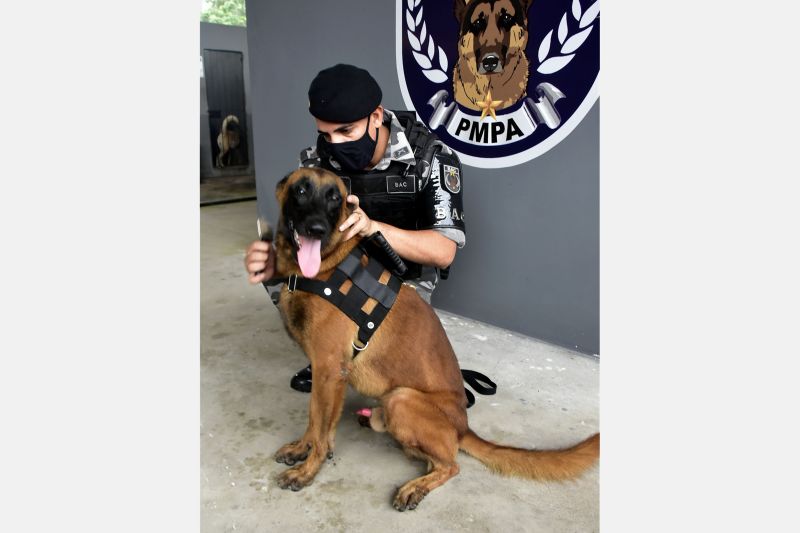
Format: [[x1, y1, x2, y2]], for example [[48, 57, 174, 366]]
[[340, 195, 377, 241], [244, 240, 275, 284]]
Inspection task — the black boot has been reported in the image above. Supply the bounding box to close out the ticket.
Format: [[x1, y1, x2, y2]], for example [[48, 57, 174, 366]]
[[290, 364, 312, 393]]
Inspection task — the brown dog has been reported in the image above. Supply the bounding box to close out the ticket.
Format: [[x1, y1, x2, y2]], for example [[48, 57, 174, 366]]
[[453, 0, 533, 110], [269, 167, 599, 511]]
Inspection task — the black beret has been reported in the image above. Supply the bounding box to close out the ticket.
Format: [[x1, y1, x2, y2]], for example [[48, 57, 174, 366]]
[[308, 64, 383, 123]]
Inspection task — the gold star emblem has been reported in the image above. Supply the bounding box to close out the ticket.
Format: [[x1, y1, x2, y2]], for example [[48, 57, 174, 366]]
[[476, 90, 503, 121]]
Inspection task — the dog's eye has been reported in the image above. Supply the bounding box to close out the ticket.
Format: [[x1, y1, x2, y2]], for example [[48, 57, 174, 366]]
[[470, 15, 487, 33], [499, 12, 514, 29]]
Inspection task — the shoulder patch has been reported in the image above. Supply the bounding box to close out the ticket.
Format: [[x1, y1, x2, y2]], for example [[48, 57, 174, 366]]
[[442, 164, 461, 194]]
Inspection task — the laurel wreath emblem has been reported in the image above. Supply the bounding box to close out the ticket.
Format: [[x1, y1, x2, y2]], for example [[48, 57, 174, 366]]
[[537, 0, 599, 74], [405, 0, 449, 84]]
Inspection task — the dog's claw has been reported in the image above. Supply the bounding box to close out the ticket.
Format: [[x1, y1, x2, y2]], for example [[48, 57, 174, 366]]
[[277, 467, 315, 492], [393, 486, 428, 511], [274, 455, 299, 465], [274, 441, 311, 465], [326, 451, 334, 460], [278, 480, 302, 492]]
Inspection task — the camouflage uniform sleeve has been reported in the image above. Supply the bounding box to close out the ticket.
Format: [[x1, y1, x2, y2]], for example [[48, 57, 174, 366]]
[[417, 145, 466, 247], [298, 145, 321, 168]]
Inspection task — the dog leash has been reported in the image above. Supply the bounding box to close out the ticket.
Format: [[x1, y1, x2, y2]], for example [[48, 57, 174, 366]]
[[461, 369, 497, 408]]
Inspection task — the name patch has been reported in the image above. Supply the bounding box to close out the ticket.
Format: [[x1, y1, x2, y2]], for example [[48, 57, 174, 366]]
[[386, 175, 416, 194]]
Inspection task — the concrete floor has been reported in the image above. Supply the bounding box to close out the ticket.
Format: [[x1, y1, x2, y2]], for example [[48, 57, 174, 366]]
[[201, 201, 599, 532], [200, 174, 257, 205]]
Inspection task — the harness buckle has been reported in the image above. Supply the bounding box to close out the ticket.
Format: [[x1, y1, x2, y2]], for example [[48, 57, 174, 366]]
[[352, 340, 369, 352], [287, 274, 298, 293]]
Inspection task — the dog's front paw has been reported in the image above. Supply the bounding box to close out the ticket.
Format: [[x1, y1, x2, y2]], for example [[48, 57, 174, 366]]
[[392, 484, 429, 512], [276, 465, 315, 492], [274, 440, 311, 466]]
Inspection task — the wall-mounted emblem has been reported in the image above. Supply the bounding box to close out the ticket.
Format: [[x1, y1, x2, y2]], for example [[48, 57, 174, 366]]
[[396, 0, 599, 168]]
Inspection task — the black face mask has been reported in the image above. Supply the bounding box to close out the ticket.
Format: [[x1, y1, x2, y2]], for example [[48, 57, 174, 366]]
[[317, 117, 379, 172]]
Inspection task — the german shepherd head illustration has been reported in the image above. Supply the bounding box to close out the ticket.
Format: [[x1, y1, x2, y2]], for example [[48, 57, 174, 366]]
[[452, 0, 534, 111]]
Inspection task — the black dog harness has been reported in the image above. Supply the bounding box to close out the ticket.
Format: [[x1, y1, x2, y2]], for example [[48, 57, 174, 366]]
[[286, 243, 401, 354]]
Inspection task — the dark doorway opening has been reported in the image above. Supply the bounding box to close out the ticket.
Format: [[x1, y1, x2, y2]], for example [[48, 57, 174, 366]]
[[203, 49, 249, 169]]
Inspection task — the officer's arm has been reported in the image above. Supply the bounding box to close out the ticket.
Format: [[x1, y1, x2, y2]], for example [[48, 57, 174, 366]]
[[369, 146, 464, 268], [369, 223, 456, 270]]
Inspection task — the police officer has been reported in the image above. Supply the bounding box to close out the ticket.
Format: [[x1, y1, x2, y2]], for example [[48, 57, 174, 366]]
[[244, 64, 466, 393]]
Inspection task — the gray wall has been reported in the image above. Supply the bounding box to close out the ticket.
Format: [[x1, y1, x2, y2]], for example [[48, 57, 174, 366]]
[[200, 22, 255, 178], [245, 1, 598, 355]]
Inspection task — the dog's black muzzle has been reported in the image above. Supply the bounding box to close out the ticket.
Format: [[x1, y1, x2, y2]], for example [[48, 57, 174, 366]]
[[285, 216, 333, 250], [482, 55, 499, 72], [303, 220, 328, 239]]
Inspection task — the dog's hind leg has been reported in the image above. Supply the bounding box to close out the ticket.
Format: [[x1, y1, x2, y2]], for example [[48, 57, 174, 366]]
[[356, 407, 387, 432], [381, 387, 463, 511]]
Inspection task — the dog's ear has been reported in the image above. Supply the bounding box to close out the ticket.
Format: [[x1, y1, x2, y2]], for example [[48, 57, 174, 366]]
[[453, 0, 468, 25], [519, 0, 535, 14], [274, 171, 292, 201]]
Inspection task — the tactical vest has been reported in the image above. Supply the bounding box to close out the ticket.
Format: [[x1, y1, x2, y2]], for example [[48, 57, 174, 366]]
[[319, 111, 441, 280]]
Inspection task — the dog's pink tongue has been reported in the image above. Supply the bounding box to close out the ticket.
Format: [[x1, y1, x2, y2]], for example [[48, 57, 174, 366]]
[[297, 236, 322, 278]]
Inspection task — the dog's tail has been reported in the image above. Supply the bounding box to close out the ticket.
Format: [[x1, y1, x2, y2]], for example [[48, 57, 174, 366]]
[[459, 430, 599, 481], [221, 114, 239, 133]]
